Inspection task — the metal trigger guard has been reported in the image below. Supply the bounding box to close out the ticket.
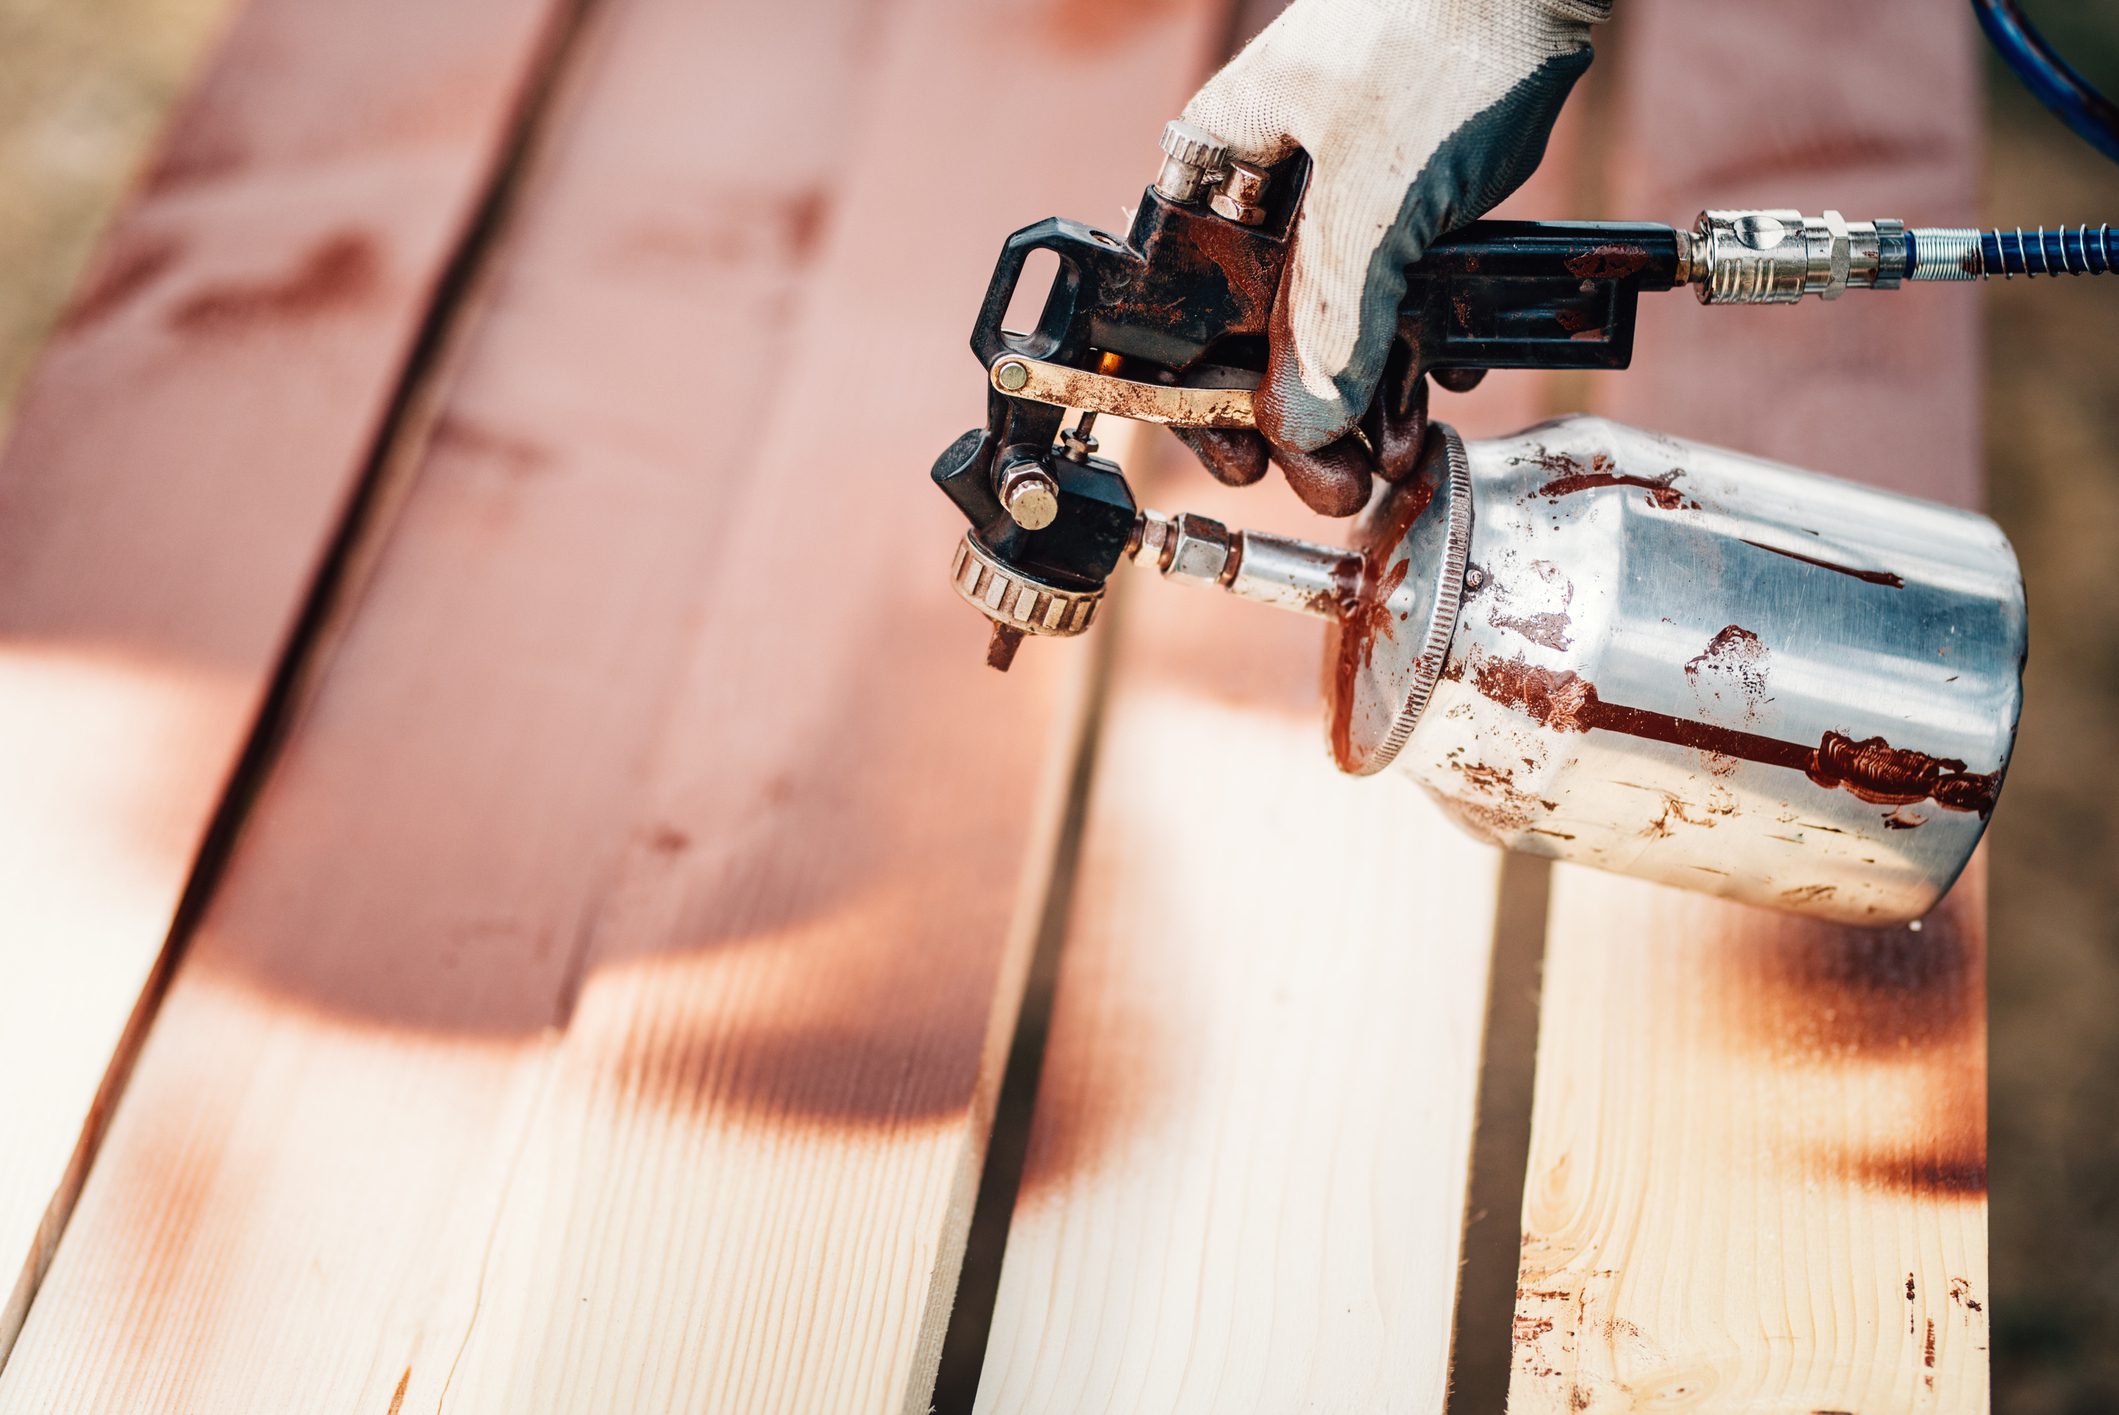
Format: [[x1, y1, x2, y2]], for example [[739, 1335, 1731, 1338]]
[[986, 353, 1257, 429]]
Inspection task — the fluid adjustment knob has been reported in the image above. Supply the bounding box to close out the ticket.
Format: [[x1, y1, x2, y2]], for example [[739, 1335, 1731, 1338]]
[[1155, 119, 1228, 204], [952, 533, 1103, 671]]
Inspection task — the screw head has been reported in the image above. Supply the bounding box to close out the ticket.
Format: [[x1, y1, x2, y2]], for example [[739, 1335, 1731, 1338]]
[[1000, 462, 1060, 531], [995, 358, 1031, 393]]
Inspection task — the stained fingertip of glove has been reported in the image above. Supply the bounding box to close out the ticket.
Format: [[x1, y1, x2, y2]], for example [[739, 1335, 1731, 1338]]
[[1255, 358, 1361, 455], [1272, 435, 1372, 518], [1175, 427, 1271, 486], [1360, 367, 1428, 483]]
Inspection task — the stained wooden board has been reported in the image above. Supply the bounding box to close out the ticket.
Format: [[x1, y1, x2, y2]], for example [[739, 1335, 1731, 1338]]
[[0, 0, 571, 1359], [968, 87, 1601, 1403], [1507, 3, 1994, 1410], [0, 0, 1229, 1410]]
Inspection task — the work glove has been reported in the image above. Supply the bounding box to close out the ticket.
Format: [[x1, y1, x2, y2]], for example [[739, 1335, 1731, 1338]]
[[1182, 0, 1610, 514]]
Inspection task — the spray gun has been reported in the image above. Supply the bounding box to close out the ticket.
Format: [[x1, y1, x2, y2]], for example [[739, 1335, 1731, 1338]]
[[931, 119, 2107, 925]]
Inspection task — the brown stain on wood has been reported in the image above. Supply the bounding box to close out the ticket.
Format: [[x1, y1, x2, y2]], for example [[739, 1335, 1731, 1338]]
[[432, 413, 555, 478], [65, 231, 187, 332], [1712, 877, 1988, 1200], [144, 127, 247, 193], [1041, 0, 1176, 50], [385, 1366, 410, 1415], [617, 188, 831, 270], [169, 230, 383, 334], [1013, 951, 1161, 1203]]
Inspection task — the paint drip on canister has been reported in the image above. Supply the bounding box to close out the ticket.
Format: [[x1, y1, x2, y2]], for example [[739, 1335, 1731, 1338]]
[[1324, 417, 2025, 925]]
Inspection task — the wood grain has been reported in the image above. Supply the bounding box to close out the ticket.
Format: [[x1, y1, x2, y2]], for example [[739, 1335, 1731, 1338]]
[[969, 448, 1508, 1415], [0, 0, 1226, 1410], [0, 0, 571, 1361], [966, 88, 1604, 1401], [1507, 3, 1993, 1410]]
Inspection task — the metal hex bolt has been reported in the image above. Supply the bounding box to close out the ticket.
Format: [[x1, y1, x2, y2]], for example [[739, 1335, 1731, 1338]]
[[1000, 462, 1060, 531]]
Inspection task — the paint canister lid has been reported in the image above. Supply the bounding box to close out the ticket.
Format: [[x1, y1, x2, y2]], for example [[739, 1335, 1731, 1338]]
[[1323, 426, 1473, 776]]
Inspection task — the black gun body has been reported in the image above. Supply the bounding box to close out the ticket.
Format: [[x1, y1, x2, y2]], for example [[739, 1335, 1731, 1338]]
[[935, 179, 1685, 596]]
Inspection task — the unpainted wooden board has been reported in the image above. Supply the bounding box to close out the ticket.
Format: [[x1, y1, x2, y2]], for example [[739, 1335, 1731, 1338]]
[[0, 0, 1229, 1411], [0, 0, 571, 1359], [1507, 3, 1993, 1410]]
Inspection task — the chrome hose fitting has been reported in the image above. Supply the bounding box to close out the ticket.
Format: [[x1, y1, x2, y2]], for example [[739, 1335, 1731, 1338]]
[[1129, 509, 1360, 618], [1685, 210, 2117, 299], [1686, 210, 1908, 303]]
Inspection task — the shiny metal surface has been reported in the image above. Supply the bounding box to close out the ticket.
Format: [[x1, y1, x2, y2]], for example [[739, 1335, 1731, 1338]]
[[1208, 159, 1269, 225], [1689, 209, 1908, 302], [1227, 529, 1360, 617], [1381, 416, 2025, 925], [951, 532, 1101, 637], [1324, 429, 1474, 778], [987, 353, 1257, 428], [1154, 119, 1227, 203], [1129, 508, 1359, 618]]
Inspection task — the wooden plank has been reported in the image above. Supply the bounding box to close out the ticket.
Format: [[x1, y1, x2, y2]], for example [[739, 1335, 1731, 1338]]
[[1507, 3, 1994, 1410], [967, 448, 1508, 1414], [967, 87, 1606, 1406], [0, 0, 1228, 1410], [0, 0, 572, 1359]]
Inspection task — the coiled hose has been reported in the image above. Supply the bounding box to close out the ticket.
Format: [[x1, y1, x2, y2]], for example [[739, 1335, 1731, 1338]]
[[1973, 0, 2119, 164]]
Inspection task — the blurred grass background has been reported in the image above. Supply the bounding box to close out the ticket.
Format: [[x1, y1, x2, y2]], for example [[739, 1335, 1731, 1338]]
[[0, 1, 2113, 1409]]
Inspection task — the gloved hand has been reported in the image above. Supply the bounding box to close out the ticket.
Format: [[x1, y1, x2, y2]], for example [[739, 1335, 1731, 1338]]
[[1183, 0, 1610, 513]]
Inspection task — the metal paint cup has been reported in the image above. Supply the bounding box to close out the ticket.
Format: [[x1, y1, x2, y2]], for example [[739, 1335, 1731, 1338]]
[[1326, 417, 2025, 925]]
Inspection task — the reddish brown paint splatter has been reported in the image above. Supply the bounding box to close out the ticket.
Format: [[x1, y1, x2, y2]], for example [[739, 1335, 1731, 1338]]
[[1883, 807, 1927, 830], [1326, 466, 1437, 768], [1908, 1274, 1919, 1302], [1741, 538, 1905, 588], [1811, 733, 2000, 815], [1684, 624, 1771, 721], [386, 1367, 411, 1415], [170, 230, 383, 334], [1565, 243, 1654, 280], [1468, 655, 1999, 815], [1925, 1318, 1938, 1367], [1531, 452, 1698, 511]]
